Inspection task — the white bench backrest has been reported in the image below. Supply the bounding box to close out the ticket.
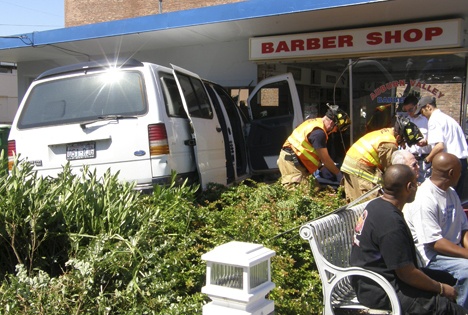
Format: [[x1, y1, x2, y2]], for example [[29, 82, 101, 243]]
[[299, 201, 370, 268]]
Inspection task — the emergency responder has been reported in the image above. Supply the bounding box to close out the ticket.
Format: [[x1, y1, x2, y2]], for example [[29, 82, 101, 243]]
[[341, 115, 423, 202], [277, 105, 351, 187]]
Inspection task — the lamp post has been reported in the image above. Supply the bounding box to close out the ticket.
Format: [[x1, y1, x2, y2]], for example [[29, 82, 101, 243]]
[[201, 241, 276, 315]]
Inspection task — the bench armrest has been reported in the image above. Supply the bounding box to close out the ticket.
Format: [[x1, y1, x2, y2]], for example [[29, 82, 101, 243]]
[[340, 266, 401, 314], [314, 251, 401, 315]]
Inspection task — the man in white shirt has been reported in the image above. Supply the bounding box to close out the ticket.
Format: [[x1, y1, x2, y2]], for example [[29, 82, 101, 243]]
[[405, 152, 468, 309], [402, 95, 432, 182], [413, 96, 468, 197]]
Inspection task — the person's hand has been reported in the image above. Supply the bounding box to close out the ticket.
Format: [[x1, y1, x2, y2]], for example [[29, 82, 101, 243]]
[[441, 283, 458, 301], [417, 139, 428, 147], [336, 171, 343, 184]]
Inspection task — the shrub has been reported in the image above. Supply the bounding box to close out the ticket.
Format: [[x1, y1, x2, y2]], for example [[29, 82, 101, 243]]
[[0, 161, 345, 314]]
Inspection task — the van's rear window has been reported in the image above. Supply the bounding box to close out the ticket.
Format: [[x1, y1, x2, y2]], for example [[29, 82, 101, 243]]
[[18, 70, 147, 129]]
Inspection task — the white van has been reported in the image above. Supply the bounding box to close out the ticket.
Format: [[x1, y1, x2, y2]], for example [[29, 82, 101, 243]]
[[8, 59, 302, 191]]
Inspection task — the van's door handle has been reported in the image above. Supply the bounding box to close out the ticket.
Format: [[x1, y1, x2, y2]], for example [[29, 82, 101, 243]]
[[184, 139, 196, 146], [216, 126, 222, 132]]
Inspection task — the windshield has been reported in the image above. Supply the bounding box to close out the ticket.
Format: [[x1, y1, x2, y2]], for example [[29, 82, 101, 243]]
[[18, 70, 147, 129]]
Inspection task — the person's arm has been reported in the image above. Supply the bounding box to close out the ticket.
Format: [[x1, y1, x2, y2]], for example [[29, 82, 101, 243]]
[[309, 129, 341, 176], [415, 116, 429, 147], [462, 230, 468, 248], [432, 238, 468, 259], [424, 142, 444, 163], [395, 264, 457, 301], [315, 147, 340, 175], [378, 143, 396, 171]]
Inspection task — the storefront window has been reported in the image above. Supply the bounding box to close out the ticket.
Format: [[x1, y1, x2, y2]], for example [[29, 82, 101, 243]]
[[351, 55, 466, 143], [258, 53, 466, 161]]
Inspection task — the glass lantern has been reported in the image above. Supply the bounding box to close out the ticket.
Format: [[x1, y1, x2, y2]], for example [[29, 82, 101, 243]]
[[201, 241, 276, 315]]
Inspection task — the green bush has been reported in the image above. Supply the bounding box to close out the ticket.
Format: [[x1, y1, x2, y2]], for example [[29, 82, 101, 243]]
[[0, 161, 345, 314]]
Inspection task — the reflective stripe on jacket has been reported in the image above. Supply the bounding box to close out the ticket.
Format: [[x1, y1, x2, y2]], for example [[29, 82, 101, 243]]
[[341, 128, 396, 184], [341, 163, 382, 184], [283, 118, 327, 173]]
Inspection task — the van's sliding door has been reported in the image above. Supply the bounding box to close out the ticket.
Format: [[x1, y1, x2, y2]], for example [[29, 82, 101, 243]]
[[171, 65, 227, 189]]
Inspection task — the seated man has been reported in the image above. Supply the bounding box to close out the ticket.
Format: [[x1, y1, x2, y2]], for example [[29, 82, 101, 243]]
[[405, 152, 468, 309], [350, 164, 466, 314]]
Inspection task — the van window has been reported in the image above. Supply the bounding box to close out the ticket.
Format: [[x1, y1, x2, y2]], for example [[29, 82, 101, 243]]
[[249, 80, 293, 120], [175, 72, 213, 119], [18, 70, 147, 129], [159, 73, 187, 118]]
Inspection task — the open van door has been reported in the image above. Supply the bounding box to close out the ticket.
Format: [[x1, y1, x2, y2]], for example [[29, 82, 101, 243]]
[[246, 73, 302, 173], [171, 65, 227, 189]]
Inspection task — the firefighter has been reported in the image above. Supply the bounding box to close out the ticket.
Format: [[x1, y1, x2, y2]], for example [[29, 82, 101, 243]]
[[277, 105, 351, 187], [341, 115, 423, 202]]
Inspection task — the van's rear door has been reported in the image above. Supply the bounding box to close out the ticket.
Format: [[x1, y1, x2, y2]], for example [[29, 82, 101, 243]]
[[246, 73, 302, 173], [171, 65, 226, 189]]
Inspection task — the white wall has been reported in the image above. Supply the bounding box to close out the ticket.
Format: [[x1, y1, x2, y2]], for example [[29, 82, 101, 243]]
[[134, 39, 258, 87], [0, 70, 18, 124]]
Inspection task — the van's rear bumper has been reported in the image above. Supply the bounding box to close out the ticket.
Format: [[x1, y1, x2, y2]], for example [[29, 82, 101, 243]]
[[135, 171, 198, 193]]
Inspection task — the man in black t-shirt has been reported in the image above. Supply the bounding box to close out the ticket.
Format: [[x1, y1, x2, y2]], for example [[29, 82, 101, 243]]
[[350, 164, 467, 314]]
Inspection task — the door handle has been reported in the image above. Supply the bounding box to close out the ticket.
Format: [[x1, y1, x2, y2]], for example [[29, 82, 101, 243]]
[[216, 126, 222, 132]]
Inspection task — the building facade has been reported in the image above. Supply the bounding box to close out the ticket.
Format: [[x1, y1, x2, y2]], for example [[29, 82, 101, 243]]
[[65, 0, 243, 27], [1, 0, 467, 150]]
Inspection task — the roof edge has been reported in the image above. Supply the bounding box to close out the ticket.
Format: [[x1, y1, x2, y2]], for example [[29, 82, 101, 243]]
[[0, 0, 383, 50]]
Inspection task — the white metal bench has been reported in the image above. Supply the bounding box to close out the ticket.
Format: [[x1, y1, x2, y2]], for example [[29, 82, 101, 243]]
[[299, 200, 401, 315]]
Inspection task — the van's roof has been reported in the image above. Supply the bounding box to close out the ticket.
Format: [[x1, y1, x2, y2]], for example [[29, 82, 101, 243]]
[[36, 58, 144, 80]]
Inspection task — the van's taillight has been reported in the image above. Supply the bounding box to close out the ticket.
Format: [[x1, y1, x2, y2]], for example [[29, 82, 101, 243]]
[[7, 140, 15, 171], [148, 124, 169, 156]]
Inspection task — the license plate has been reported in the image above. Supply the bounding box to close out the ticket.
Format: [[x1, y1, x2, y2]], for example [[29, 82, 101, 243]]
[[66, 142, 96, 160]]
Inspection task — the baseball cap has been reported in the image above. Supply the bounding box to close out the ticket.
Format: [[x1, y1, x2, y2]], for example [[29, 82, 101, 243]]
[[413, 96, 435, 115]]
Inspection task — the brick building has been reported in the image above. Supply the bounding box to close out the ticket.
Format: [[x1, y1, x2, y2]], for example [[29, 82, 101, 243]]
[[65, 0, 244, 27]]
